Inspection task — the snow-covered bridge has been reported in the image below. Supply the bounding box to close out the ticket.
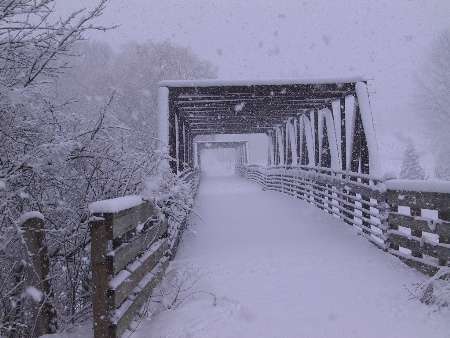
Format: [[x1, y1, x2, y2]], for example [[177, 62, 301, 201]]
[[132, 176, 449, 338], [158, 78, 376, 176], [85, 79, 449, 338]]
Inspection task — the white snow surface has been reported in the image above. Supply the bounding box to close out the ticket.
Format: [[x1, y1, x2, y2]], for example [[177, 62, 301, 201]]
[[132, 177, 449, 338], [386, 179, 450, 194], [88, 195, 143, 214], [17, 211, 45, 225], [159, 77, 367, 88]]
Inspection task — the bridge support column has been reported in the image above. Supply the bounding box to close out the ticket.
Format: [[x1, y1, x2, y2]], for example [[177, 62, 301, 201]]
[[158, 86, 171, 171], [288, 118, 298, 166], [276, 126, 285, 166], [168, 110, 177, 173], [176, 116, 185, 173], [267, 131, 275, 166], [313, 109, 320, 167]]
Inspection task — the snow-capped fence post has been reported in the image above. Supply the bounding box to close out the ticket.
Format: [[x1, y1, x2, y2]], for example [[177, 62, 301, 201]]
[[89, 197, 170, 338], [20, 214, 56, 337]]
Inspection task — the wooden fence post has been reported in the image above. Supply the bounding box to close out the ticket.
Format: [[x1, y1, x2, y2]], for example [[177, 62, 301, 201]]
[[89, 196, 177, 338], [21, 216, 57, 337], [90, 215, 115, 338]]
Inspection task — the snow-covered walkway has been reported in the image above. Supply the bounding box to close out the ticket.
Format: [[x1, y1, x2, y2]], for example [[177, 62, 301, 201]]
[[136, 176, 449, 338]]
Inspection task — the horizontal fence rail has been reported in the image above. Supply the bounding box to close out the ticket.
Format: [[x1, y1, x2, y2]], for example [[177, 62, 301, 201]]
[[89, 169, 199, 338], [240, 165, 450, 275], [386, 182, 450, 275], [89, 199, 169, 338]]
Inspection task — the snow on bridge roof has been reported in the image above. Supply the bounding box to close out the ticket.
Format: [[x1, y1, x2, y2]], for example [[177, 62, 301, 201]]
[[159, 77, 368, 88]]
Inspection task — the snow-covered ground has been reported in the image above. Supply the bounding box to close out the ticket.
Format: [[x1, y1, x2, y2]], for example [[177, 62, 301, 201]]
[[131, 176, 449, 338]]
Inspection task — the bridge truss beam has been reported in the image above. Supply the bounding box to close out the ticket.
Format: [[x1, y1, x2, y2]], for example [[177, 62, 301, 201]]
[[159, 79, 377, 176]]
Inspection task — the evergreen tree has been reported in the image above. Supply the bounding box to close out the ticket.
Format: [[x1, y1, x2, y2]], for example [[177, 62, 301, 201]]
[[400, 142, 426, 180]]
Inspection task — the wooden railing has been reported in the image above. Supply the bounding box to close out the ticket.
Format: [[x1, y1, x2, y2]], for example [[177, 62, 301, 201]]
[[241, 165, 450, 275], [386, 181, 450, 275], [89, 169, 199, 338]]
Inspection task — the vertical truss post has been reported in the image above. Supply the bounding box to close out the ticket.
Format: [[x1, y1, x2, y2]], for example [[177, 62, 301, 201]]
[[244, 142, 249, 164], [182, 123, 187, 168], [313, 109, 319, 167], [272, 129, 278, 166], [340, 97, 346, 171], [282, 124, 287, 167], [168, 103, 177, 173], [291, 118, 298, 166], [296, 116, 302, 165], [178, 118, 185, 172], [274, 128, 279, 165], [185, 128, 191, 167]]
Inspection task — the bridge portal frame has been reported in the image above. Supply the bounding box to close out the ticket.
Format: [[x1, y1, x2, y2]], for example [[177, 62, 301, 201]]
[[193, 140, 248, 170], [158, 78, 378, 176]]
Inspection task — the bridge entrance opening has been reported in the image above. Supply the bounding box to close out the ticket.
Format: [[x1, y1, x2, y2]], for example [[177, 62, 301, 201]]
[[158, 78, 378, 177], [195, 141, 248, 177]]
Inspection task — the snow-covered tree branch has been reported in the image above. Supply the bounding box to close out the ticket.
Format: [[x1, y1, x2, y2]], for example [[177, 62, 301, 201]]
[[0, 1, 216, 336]]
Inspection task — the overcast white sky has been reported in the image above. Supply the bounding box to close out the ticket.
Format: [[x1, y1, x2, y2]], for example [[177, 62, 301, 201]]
[[61, 0, 450, 173]]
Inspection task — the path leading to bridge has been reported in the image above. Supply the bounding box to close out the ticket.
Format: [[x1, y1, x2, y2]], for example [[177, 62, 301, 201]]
[[135, 176, 449, 338]]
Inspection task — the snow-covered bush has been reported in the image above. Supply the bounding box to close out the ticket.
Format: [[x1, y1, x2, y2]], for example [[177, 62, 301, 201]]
[[418, 268, 450, 308], [143, 169, 198, 254], [0, 1, 114, 335]]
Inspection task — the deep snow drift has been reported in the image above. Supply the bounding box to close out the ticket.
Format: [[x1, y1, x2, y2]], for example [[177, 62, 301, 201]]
[[133, 176, 449, 338]]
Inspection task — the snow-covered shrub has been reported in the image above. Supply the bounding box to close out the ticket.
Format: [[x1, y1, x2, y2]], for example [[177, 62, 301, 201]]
[[0, 83, 161, 334], [0, 1, 114, 335], [418, 268, 450, 308], [399, 142, 425, 180], [143, 169, 198, 254]]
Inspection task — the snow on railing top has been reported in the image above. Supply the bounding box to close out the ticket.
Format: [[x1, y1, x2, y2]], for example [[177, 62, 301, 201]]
[[89, 195, 143, 214], [246, 164, 450, 194], [159, 77, 368, 88], [267, 164, 384, 183], [385, 179, 450, 194]]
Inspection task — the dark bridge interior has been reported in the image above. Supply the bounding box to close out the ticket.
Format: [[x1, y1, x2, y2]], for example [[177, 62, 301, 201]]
[[160, 79, 369, 175]]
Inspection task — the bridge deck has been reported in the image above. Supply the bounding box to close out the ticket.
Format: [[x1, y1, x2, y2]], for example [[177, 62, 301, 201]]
[[136, 177, 449, 338]]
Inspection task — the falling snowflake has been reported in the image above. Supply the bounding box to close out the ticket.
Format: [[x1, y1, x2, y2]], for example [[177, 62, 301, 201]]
[[322, 35, 331, 46], [234, 102, 245, 112]]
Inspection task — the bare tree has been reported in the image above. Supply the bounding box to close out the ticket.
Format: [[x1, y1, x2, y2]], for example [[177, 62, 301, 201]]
[[0, 0, 113, 88], [416, 29, 450, 179], [0, 4, 216, 335], [0, 1, 118, 336]]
